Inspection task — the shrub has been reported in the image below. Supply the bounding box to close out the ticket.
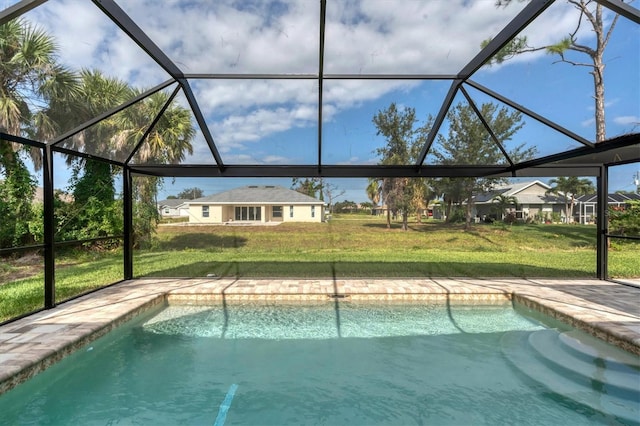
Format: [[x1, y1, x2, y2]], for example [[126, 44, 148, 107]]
[[447, 207, 466, 224], [609, 201, 640, 236]]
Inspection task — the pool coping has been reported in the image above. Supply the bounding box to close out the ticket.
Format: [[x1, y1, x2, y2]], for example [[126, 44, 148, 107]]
[[1, 277, 639, 395]]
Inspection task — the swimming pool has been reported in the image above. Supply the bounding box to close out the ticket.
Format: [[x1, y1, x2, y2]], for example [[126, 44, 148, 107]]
[[0, 301, 638, 425]]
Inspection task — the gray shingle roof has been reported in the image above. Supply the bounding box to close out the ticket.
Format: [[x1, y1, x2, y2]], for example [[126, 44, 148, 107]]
[[158, 199, 189, 207], [191, 186, 324, 205]]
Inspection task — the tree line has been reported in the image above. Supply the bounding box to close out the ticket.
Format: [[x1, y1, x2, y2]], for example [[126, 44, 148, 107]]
[[367, 101, 535, 230], [0, 19, 194, 250]]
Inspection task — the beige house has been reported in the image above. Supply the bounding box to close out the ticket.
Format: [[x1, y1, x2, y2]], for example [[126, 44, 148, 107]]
[[187, 185, 325, 224]]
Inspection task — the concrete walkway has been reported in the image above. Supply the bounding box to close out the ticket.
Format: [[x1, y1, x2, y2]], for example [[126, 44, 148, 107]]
[[1, 278, 639, 395]]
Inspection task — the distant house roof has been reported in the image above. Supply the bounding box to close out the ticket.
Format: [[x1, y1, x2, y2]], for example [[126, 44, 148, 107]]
[[576, 193, 640, 203], [190, 186, 325, 205], [474, 181, 640, 206], [158, 199, 189, 208]]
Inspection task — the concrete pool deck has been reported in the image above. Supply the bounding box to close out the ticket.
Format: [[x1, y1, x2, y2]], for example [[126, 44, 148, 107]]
[[1, 277, 639, 395]]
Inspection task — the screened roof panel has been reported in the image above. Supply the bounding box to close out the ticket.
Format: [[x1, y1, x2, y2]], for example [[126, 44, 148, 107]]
[[55, 84, 182, 163], [471, 0, 640, 144], [216, 124, 319, 165], [11, 0, 171, 141], [426, 92, 514, 167], [324, 0, 529, 75], [321, 80, 450, 165], [114, 0, 320, 75], [132, 130, 218, 166], [189, 79, 318, 165], [129, 88, 216, 166], [462, 84, 587, 158], [23, 0, 169, 87], [118, 86, 205, 165]]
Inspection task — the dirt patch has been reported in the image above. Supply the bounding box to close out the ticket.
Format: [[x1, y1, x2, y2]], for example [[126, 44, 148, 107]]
[[0, 253, 44, 285], [13, 253, 41, 265]]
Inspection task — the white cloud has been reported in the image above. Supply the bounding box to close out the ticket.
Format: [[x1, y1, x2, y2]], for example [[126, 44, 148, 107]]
[[613, 116, 639, 125], [26, 0, 169, 87], [193, 80, 316, 115], [335, 156, 362, 166], [262, 155, 289, 164], [213, 106, 315, 145], [219, 153, 256, 163]]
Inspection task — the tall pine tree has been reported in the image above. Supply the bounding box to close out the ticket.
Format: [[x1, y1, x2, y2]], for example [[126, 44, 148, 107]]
[[432, 102, 535, 229]]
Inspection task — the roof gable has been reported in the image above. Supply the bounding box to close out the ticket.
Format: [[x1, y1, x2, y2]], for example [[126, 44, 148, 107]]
[[474, 180, 563, 204], [502, 180, 552, 196]]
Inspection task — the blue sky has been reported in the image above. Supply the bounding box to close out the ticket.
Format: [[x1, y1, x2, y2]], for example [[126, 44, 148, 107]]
[[13, 0, 639, 202]]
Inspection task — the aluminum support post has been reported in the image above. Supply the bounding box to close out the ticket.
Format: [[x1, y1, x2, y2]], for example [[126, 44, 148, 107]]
[[43, 145, 55, 308], [596, 166, 608, 280], [123, 167, 134, 280]]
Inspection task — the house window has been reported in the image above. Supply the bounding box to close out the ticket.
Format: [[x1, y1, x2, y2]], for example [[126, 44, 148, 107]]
[[311, 205, 315, 218], [235, 206, 245, 220], [249, 206, 261, 220], [164, 209, 170, 214], [202, 206, 209, 218], [272, 206, 283, 218], [235, 206, 261, 221], [289, 205, 294, 218]]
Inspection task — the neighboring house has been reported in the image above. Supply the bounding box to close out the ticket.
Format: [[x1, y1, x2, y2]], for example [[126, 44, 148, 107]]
[[574, 193, 640, 224], [157, 199, 190, 218], [473, 180, 566, 222], [372, 204, 389, 216], [474, 180, 640, 224], [187, 185, 325, 224]]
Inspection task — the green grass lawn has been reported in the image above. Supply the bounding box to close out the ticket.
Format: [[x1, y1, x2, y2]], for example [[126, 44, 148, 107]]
[[136, 219, 596, 277], [1, 216, 638, 322]]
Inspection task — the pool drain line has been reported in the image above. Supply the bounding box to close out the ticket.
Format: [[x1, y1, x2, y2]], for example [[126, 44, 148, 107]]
[[214, 383, 238, 426]]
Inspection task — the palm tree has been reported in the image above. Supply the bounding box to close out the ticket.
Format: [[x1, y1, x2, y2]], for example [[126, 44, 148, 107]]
[[412, 178, 437, 224], [0, 19, 78, 247], [492, 194, 518, 221], [115, 89, 195, 247], [61, 70, 133, 223], [366, 178, 382, 208], [60, 69, 132, 158], [112, 89, 195, 164], [0, 18, 79, 166], [546, 177, 595, 223], [59, 72, 195, 246]]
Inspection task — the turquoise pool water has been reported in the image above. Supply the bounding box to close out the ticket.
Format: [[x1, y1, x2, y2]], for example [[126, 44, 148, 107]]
[[0, 302, 638, 425]]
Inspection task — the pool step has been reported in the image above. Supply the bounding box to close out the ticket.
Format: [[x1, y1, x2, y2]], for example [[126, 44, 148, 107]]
[[501, 330, 640, 424], [558, 330, 640, 372], [527, 330, 639, 401]]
